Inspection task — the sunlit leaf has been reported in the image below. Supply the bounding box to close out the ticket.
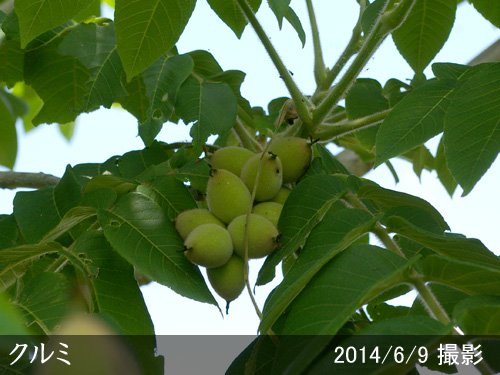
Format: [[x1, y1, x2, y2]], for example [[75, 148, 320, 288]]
[[24, 37, 90, 125], [386, 216, 500, 270], [207, 0, 261, 38], [453, 296, 500, 334], [15, 0, 94, 47], [115, 0, 196, 79], [257, 175, 348, 285], [15, 272, 71, 332], [58, 22, 128, 111], [176, 78, 237, 148], [98, 192, 217, 305], [392, 0, 457, 73], [259, 209, 377, 334], [443, 63, 500, 195], [75, 232, 155, 334], [419, 255, 500, 296], [469, 0, 500, 27], [0, 90, 19, 169], [375, 79, 457, 165]]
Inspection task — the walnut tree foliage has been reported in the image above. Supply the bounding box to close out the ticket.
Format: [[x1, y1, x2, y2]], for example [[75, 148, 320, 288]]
[[0, 0, 499, 373]]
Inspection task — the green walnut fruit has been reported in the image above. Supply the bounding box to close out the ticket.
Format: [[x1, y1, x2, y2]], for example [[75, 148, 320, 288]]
[[175, 208, 224, 239], [269, 136, 312, 183], [271, 187, 291, 204], [252, 202, 283, 227], [228, 214, 278, 259], [184, 224, 233, 268], [240, 152, 283, 201], [210, 146, 255, 176], [207, 255, 245, 304], [206, 169, 252, 224]]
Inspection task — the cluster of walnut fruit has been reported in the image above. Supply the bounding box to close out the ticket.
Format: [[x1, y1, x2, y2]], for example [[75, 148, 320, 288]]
[[174, 137, 312, 308]]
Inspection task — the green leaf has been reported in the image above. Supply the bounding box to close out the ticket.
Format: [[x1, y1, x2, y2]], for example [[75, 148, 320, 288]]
[[0, 242, 64, 292], [15, 272, 71, 332], [118, 76, 149, 123], [13, 188, 61, 244], [257, 175, 348, 286], [434, 137, 457, 196], [54, 166, 84, 216], [0, 90, 18, 169], [453, 296, 500, 334], [375, 79, 457, 165], [419, 255, 500, 296], [41, 207, 97, 242], [283, 6, 305, 47], [357, 184, 449, 231], [432, 62, 468, 80], [403, 144, 435, 179], [346, 79, 389, 149], [11, 83, 43, 132], [366, 302, 410, 322], [207, 0, 262, 38], [176, 78, 238, 147], [115, 0, 196, 79], [98, 192, 217, 305], [0, 291, 31, 335], [139, 53, 194, 145], [188, 49, 223, 76], [268, 0, 291, 28], [269, 245, 411, 335], [15, 0, 95, 47], [443, 63, 500, 195], [24, 37, 90, 125], [116, 142, 171, 178], [0, 242, 61, 267], [259, 208, 378, 334], [346, 79, 389, 119], [392, 0, 457, 73], [73, 0, 101, 21], [0, 215, 19, 250], [58, 22, 128, 112], [136, 176, 197, 221], [309, 143, 350, 175], [58, 121, 76, 141], [470, 0, 500, 27], [74, 232, 155, 335], [0, 38, 24, 86], [386, 216, 500, 270]]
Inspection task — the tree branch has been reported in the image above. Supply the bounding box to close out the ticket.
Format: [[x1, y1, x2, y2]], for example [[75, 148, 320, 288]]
[[468, 38, 500, 65], [0, 171, 60, 189]]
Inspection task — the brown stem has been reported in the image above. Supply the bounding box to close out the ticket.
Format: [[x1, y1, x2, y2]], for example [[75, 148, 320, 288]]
[[0, 171, 60, 189]]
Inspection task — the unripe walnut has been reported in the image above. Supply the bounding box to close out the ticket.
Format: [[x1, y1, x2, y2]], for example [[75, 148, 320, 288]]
[[269, 136, 312, 183], [240, 152, 283, 201], [206, 169, 252, 224], [175, 208, 224, 240], [228, 214, 278, 259], [210, 146, 255, 176], [184, 224, 233, 268], [207, 255, 245, 303], [271, 187, 291, 204], [252, 202, 283, 227]]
